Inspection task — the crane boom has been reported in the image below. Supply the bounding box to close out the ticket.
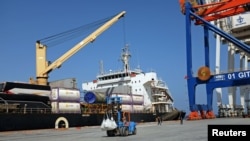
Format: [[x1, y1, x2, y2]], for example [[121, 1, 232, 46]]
[[31, 11, 126, 85]]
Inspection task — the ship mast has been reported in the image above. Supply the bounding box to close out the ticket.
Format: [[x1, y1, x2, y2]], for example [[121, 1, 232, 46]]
[[121, 44, 131, 72], [99, 60, 104, 75]]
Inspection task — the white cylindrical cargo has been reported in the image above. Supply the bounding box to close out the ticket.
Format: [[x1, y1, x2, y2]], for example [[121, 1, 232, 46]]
[[111, 94, 132, 104], [51, 88, 80, 102], [121, 104, 132, 112], [51, 102, 81, 113], [133, 105, 144, 111], [132, 95, 144, 105], [121, 104, 144, 112]]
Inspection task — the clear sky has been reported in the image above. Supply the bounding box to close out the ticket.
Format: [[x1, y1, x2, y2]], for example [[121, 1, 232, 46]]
[[1, 0, 238, 115]]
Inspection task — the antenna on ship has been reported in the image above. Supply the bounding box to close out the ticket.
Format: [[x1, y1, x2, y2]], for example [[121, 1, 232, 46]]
[[121, 44, 131, 72], [99, 60, 104, 75]]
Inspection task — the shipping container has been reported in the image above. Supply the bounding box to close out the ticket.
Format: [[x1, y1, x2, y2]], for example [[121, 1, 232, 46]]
[[132, 95, 144, 105], [51, 88, 80, 102], [121, 104, 144, 112], [133, 105, 144, 111], [111, 94, 132, 104], [49, 78, 77, 89], [51, 102, 81, 113]]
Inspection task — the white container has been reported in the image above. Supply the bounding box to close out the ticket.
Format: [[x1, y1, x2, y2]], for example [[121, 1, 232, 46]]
[[111, 94, 132, 104], [132, 95, 144, 105], [121, 105, 132, 112], [111, 94, 144, 104], [232, 12, 250, 31], [121, 104, 144, 112], [51, 102, 81, 113], [133, 105, 144, 111], [51, 88, 80, 102]]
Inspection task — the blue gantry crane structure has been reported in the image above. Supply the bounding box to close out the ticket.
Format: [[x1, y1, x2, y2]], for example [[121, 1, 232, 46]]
[[180, 0, 250, 120]]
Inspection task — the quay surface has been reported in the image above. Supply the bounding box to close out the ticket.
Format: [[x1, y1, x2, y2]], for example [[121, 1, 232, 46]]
[[0, 118, 249, 141]]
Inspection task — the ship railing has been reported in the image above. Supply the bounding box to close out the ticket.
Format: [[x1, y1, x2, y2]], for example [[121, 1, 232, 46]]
[[152, 93, 166, 97], [0, 106, 52, 114], [3, 99, 51, 107], [52, 110, 81, 114], [155, 82, 166, 88], [80, 103, 157, 114], [97, 69, 142, 76], [0, 99, 52, 114], [81, 103, 107, 114], [20, 107, 52, 114], [97, 77, 131, 85], [82, 109, 106, 114]]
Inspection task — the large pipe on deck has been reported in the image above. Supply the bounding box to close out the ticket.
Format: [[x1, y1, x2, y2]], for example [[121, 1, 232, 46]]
[[83, 91, 106, 104]]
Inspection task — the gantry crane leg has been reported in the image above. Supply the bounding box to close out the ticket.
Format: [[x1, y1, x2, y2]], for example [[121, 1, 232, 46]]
[[183, 1, 250, 120]]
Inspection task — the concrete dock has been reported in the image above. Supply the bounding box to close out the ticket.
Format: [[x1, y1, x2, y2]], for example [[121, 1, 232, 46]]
[[0, 118, 249, 141]]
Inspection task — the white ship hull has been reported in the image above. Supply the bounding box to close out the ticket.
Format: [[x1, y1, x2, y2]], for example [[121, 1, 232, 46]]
[[82, 45, 181, 117]]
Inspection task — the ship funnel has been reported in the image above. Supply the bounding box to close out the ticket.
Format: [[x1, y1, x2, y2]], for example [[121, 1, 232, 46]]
[[83, 91, 106, 104]]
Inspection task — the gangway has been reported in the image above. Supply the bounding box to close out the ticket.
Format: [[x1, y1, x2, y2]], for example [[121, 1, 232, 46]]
[[180, 0, 250, 120]]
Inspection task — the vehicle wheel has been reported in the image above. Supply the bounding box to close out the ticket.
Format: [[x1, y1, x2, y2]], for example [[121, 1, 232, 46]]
[[124, 127, 129, 136], [107, 130, 115, 137], [121, 127, 126, 136], [133, 127, 137, 135], [119, 128, 124, 136]]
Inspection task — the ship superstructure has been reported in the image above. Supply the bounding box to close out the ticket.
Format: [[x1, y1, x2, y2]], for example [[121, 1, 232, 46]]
[[82, 45, 175, 115]]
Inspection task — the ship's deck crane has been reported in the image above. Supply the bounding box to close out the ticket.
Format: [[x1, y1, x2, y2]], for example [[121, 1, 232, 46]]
[[179, 0, 250, 120], [30, 11, 126, 86]]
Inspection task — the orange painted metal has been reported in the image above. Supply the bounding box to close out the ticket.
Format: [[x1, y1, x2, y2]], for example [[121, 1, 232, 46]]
[[195, 0, 250, 24], [180, 0, 250, 24], [187, 111, 202, 120], [196, 0, 250, 16], [205, 111, 216, 119]]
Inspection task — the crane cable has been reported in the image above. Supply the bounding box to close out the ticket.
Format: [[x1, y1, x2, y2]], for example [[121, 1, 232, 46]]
[[122, 16, 127, 46], [37, 14, 116, 48]]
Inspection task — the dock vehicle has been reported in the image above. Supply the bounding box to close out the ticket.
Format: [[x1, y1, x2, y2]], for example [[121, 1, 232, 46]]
[[103, 96, 137, 136]]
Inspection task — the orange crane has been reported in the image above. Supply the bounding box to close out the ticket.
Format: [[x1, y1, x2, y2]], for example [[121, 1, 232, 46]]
[[179, 0, 250, 24]]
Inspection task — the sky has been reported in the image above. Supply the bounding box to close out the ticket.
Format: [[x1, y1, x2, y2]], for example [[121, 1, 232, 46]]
[[0, 0, 243, 115]]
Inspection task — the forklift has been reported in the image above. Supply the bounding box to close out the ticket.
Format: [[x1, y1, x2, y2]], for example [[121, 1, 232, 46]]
[[104, 96, 137, 137]]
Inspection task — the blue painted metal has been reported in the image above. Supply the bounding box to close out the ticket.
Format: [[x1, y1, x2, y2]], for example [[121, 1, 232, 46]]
[[106, 96, 137, 136], [184, 2, 250, 112]]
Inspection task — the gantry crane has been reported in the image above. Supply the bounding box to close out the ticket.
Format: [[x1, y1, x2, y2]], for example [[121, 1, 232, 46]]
[[179, 0, 250, 120], [30, 11, 126, 86]]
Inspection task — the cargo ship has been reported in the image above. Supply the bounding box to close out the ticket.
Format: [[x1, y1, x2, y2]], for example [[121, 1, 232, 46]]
[[0, 11, 184, 132], [0, 81, 104, 131], [0, 11, 126, 132], [82, 45, 185, 122], [0, 45, 185, 132], [0, 79, 184, 132]]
